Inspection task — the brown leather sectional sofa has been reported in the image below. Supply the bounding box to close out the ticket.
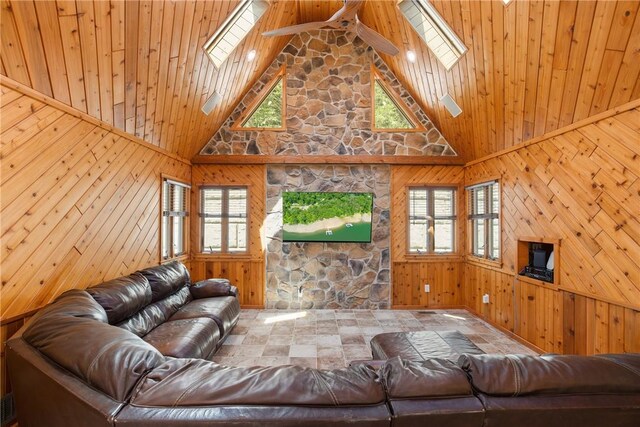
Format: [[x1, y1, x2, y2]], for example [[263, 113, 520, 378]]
[[7, 262, 640, 426]]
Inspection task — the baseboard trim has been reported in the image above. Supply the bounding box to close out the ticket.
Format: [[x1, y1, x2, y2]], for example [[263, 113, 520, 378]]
[[463, 306, 545, 354]]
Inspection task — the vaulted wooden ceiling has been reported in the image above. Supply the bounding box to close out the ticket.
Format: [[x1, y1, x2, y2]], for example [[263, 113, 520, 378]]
[[2, 1, 638, 161]]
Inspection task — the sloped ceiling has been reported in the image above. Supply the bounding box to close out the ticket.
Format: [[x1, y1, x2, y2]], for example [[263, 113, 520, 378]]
[[2, 1, 638, 161]]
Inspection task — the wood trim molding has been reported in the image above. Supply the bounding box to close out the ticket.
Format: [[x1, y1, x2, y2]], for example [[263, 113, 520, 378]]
[[191, 154, 465, 165], [0, 75, 192, 166], [465, 99, 640, 167]]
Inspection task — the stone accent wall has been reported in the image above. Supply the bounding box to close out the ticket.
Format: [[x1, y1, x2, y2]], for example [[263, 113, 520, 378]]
[[264, 165, 390, 309], [200, 30, 456, 157]]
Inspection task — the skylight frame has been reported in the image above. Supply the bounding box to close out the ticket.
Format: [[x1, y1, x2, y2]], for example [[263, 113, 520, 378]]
[[203, 0, 269, 69], [398, 0, 468, 71]]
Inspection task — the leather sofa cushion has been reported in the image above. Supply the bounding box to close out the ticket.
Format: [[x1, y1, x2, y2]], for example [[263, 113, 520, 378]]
[[139, 261, 191, 303], [381, 357, 473, 398], [170, 296, 240, 338], [118, 286, 192, 337], [459, 353, 640, 396], [22, 290, 164, 402], [191, 279, 237, 299], [143, 318, 219, 359], [87, 273, 151, 324], [371, 331, 484, 362], [130, 358, 386, 406]]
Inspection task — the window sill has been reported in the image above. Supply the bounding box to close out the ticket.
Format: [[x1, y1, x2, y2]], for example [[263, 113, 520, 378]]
[[465, 256, 503, 269], [192, 253, 258, 261], [162, 254, 190, 264], [403, 254, 464, 262]]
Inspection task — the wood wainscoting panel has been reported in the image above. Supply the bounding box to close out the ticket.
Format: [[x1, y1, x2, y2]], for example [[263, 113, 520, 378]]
[[464, 103, 640, 355], [0, 82, 191, 322], [189, 164, 266, 307], [390, 166, 465, 308]]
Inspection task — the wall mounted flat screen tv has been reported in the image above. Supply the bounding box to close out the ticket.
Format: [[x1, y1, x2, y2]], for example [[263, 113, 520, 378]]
[[282, 192, 373, 243]]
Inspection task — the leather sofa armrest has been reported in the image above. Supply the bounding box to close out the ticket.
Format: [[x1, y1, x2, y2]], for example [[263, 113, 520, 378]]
[[190, 279, 236, 299]]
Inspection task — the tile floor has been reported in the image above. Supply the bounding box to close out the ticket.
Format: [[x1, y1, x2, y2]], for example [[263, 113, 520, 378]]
[[212, 309, 537, 369]]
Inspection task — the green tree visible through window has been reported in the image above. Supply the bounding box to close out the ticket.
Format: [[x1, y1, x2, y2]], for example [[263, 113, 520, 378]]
[[242, 78, 283, 128], [374, 80, 415, 129]]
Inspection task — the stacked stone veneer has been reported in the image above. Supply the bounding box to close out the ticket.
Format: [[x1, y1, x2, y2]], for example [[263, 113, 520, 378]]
[[200, 30, 456, 156], [265, 165, 390, 309]]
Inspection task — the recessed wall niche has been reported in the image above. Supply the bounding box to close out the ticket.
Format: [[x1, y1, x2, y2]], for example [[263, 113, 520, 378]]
[[265, 165, 391, 309]]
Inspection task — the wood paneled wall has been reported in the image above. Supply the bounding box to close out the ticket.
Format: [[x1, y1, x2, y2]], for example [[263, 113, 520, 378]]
[[390, 166, 466, 308], [362, 0, 640, 160], [465, 263, 640, 354], [0, 0, 296, 158], [189, 164, 266, 307], [0, 77, 191, 401], [464, 100, 640, 354], [1, 79, 191, 321]]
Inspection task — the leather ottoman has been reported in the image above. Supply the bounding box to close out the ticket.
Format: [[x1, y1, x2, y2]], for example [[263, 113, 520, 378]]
[[370, 331, 484, 362]]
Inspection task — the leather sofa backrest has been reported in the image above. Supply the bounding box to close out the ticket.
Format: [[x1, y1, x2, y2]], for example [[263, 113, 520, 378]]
[[459, 353, 640, 396], [139, 261, 191, 303], [117, 286, 192, 337], [86, 272, 151, 324], [130, 358, 386, 406], [21, 290, 165, 402], [381, 357, 473, 399]]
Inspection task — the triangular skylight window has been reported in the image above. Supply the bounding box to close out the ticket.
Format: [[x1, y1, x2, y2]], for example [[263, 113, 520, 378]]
[[232, 66, 285, 130], [372, 69, 424, 132]]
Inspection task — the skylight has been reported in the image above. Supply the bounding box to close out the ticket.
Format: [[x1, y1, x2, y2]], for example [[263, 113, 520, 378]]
[[398, 0, 467, 70], [204, 0, 268, 69]]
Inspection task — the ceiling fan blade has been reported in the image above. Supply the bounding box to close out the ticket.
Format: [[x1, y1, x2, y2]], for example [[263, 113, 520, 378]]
[[355, 19, 400, 56], [263, 21, 330, 37], [328, 0, 365, 23]]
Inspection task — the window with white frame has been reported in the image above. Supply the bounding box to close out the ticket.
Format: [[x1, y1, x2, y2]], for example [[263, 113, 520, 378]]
[[467, 181, 500, 260], [408, 187, 456, 254], [200, 187, 248, 253], [162, 178, 190, 260]]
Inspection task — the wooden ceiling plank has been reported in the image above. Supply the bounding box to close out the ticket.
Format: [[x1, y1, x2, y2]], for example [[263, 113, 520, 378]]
[[94, 0, 114, 126], [608, 8, 640, 107], [142, 0, 167, 143], [133, 0, 152, 139], [10, 0, 53, 97], [0, 1, 31, 86], [123, 0, 140, 133]]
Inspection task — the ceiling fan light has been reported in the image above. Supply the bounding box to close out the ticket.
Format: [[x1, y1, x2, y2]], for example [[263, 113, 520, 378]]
[[202, 91, 222, 115]]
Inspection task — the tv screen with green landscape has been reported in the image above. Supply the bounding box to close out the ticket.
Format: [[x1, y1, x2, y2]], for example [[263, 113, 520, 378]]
[[282, 192, 373, 243]]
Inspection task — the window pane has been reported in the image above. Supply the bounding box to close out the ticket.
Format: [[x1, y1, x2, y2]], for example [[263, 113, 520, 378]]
[[434, 219, 454, 253], [202, 188, 223, 252], [473, 219, 485, 257], [374, 80, 414, 129], [490, 217, 500, 259], [203, 217, 223, 252], [475, 187, 486, 215], [172, 185, 185, 212], [242, 78, 283, 128], [409, 189, 429, 253], [162, 216, 170, 258], [173, 216, 184, 255], [491, 183, 499, 214], [228, 188, 247, 252], [433, 189, 454, 217]]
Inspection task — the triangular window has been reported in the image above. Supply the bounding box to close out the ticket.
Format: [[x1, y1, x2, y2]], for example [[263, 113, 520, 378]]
[[372, 68, 424, 132], [232, 66, 285, 131]]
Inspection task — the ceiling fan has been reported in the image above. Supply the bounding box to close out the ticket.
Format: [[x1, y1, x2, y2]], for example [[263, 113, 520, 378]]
[[262, 0, 400, 56]]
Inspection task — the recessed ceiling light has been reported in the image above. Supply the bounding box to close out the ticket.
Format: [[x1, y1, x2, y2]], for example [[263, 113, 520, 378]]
[[247, 49, 257, 61], [503, 0, 512, 4], [406, 50, 417, 62]]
